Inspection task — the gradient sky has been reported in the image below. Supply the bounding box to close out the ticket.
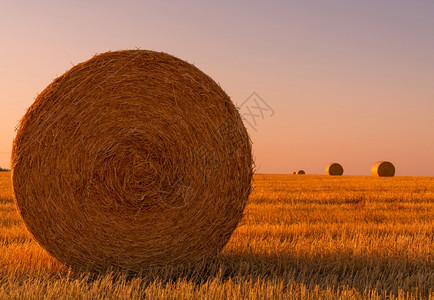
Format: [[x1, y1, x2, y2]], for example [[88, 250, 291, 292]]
[[1, 0, 433, 175]]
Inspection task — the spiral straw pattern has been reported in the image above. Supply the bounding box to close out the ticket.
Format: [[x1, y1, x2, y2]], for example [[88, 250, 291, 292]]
[[11, 50, 252, 272]]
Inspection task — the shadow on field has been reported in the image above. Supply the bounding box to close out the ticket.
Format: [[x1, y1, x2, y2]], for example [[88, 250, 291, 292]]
[[79, 252, 432, 297], [216, 252, 432, 293]]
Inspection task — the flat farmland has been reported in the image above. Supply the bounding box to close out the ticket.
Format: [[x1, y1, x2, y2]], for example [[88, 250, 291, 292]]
[[0, 172, 433, 299]]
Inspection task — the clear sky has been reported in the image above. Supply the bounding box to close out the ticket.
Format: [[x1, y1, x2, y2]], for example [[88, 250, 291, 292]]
[[1, 0, 433, 175]]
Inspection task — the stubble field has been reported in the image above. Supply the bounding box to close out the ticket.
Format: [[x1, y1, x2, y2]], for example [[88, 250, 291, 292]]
[[0, 172, 433, 299]]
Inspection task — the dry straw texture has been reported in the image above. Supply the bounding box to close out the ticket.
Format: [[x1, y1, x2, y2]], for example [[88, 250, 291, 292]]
[[371, 161, 395, 177], [11, 50, 253, 272], [326, 163, 344, 176], [296, 170, 305, 175]]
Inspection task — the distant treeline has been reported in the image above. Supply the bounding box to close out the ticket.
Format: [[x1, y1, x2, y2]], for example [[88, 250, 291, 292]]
[[0, 167, 10, 172]]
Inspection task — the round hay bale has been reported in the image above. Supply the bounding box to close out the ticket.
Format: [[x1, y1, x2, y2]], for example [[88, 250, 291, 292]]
[[11, 50, 253, 272], [326, 163, 344, 176], [371, 161, 395, 177], [296, 170, 305, 175]]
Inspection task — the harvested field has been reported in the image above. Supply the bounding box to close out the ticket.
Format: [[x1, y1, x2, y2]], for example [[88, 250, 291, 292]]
[[1, 172, 433, 299]]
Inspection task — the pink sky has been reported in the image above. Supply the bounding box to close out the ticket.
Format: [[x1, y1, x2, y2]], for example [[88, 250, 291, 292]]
[[1, 1, 433, 175]]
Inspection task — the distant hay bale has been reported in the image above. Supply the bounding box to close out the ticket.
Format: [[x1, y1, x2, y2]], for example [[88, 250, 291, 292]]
[[371, 161, 395, 177], [326, 163, 344, 176], [296, 170, 305, 175], [11, 50, 253, 272]]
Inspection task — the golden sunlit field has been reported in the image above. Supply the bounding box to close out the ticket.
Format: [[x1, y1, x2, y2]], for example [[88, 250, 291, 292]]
[[0, 172, 433, 299]]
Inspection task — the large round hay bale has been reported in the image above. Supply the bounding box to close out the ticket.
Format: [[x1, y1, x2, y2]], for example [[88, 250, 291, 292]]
[[371, 161, 395, 177], [296, 170, 305, 175], [11, 50, 253, 272], [326, 163, 344, 176]]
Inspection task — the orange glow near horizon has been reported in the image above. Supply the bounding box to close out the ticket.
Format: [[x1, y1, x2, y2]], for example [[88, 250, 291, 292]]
[[1, 1, 433, 175]]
